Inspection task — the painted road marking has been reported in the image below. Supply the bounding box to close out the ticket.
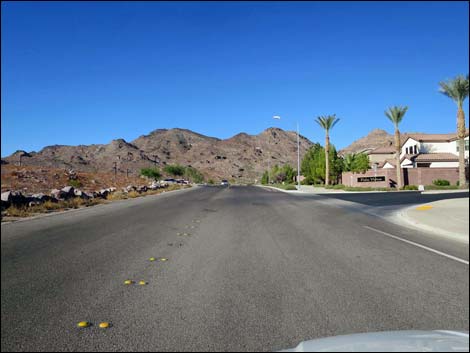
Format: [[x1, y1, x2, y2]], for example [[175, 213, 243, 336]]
[[416, 205, 433, 211], [364, 226, 469, 265]]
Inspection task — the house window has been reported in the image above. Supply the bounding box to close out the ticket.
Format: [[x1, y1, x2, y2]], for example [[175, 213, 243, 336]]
[[414, 145, 417, 154], [456, 140, 469, 152]]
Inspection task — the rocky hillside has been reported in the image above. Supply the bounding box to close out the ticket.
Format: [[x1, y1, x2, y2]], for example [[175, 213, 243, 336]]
[[2, 128, 313, 183], [339, 129, 418, 155]]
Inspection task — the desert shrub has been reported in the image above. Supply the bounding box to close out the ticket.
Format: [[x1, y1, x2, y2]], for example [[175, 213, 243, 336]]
[[284, 185, 298, 190], [163, 164, 185, 177], [68, 179, 82, 188], [402, 185, 418, 190], [106, 192, 128, 201], [140, 168, 162, 181], [433, 179, 450, 186], [127, 191, 140, 198], [6, 206, 31, 217]]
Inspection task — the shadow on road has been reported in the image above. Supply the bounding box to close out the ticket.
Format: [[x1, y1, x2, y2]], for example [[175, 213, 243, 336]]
[[314, 191, 469, 207]]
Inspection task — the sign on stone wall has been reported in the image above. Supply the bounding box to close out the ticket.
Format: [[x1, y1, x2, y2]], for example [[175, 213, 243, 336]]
[[357, 176, 386, 182]]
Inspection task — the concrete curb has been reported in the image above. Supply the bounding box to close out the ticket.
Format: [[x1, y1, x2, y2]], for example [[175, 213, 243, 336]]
[[257, 185, 419, 195], [395, 204, 469, 244], [421, 189, 469, 195], [1, 185, 198, 226]]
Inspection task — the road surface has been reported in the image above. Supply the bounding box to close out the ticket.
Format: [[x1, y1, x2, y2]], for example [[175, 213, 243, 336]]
[[1, 186, 468, 351]]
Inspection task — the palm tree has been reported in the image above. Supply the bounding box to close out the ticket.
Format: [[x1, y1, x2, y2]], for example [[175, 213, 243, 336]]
[[385, 106, 408, 189], [315, 115, 340, 185], [439, 75, 469, 188]]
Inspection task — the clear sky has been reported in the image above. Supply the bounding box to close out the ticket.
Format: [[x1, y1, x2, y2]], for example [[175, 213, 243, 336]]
[[1, 1, 469, 156]]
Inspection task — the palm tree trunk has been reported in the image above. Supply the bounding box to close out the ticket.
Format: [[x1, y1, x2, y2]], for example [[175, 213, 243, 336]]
[[395, 128, 402, 188], [325, 132, 330, 186], [457, 107, 467, 188]]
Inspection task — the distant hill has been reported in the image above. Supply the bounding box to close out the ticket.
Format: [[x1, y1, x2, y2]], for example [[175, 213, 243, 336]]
[[339, 129, 421, 155], [3, 128, 314, 183]]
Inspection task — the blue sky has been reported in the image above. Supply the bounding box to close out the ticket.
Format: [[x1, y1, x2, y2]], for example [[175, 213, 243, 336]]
[[1, 1, 469, 156]]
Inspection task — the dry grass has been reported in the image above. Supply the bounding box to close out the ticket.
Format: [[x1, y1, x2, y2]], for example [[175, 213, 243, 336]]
[[106, 191, 128, 201], [127, 191, 140, 198]]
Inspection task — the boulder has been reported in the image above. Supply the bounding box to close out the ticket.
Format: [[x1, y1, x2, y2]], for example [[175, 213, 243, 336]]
[[97, 189, 109, 198], [125, 185, 137, 193], [73, 189, 90, 199], [61, 186, 75, 198], [149, 181, 160, 190], [137, 185, 148, 193], [51, 189, 67, 200], [31, 193, 52, 203], [1, 191, 27, 207]]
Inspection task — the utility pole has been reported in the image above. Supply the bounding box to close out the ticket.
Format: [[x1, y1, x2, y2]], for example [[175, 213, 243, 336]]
[[113, 162, 117, 181], [126, 169, 131, 178], [18, 154, 22, 167]]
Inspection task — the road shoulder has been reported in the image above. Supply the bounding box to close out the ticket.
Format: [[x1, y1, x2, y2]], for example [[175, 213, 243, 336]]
[[1, 185, 198, 226]]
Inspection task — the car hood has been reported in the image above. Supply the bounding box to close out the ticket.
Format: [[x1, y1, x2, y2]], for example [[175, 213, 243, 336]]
[[279, 330, 469, 352]]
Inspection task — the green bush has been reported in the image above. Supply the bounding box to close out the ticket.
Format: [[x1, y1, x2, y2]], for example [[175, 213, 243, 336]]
[[402, 185, 418, 190], [68, 179, 82, 188], [164, 164, 185, 177], [284, 185, 298, 190], [433, 179, 450, 186], [140, 167, 162, 180], [325, 184, 346, 189], [184, 166, 204, 183]]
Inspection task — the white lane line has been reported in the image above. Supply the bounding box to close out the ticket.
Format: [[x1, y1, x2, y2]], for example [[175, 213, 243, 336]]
[[363, 226, 469, 265]]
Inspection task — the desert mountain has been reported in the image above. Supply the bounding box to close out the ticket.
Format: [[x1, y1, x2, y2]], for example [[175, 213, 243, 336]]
[[3, 128, 313, 183], [339, 129, 421, 155]]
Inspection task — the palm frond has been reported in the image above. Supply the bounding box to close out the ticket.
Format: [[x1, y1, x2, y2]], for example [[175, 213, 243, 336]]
[[385, 106, 408, 128], [439, 75, 469, 107], [315, 114, 340, 132]]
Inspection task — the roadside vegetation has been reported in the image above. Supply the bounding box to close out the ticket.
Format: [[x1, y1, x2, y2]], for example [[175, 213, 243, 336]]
[[261, 164, 296, 185], [2, 184, 191, 220]]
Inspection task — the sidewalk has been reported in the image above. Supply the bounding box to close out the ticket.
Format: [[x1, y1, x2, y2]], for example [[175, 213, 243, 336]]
[[397, 198, 469, 243]]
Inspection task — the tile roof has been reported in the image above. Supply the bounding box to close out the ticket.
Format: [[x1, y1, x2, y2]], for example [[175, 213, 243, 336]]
[[369, 146, 396, 154], [414, 153, 459, 162], [405, 129, 469, 143]]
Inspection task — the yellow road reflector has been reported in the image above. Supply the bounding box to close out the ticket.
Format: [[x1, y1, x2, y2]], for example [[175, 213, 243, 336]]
[[416, 205, 433, 211], [160, 258, 168, 262], [138, 280, 147, 285], [149, 257, 156, 262], [99, 322, 110, 329], [124, 280, 133, 285], [77, 321, 90, 328]]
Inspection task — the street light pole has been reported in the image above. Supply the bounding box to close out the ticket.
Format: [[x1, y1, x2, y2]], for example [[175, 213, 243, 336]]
[[297, 122, 301, 190]]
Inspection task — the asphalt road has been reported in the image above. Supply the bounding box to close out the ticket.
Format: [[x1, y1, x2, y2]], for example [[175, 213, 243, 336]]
[[1, 186, 469, 352]]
